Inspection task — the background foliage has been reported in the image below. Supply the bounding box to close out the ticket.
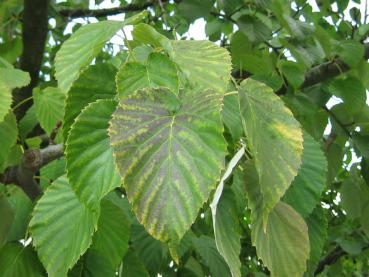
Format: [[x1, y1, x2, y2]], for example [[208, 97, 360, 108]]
[[1, 0, 369, 276]]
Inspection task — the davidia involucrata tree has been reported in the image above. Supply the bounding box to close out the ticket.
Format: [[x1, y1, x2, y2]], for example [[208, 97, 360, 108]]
[[1, 1, 369, 276]]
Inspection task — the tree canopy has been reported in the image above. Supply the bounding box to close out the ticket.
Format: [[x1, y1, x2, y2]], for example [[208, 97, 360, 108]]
[[1, 0, 369, 276]]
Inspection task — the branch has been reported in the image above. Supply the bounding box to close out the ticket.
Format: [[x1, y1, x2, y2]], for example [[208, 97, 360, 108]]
[[233, 42, 369, 90], [314, 246, 345, 275], [12, 0, 49, 121], [314, 244, 369, 275], [1, 144, 63, 200], [59, 0, 156, 18]]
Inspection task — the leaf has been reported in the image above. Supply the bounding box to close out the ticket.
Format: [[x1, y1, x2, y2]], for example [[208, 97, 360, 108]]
[[5, 185, 33, 241], [278, 60, 305, 89], [0, 112, 18, 172], [18, 104, 38, 141], [212, 189, 241, 277], [192, 235, 232, 277], [69, 250, 116, 277], [237, 15, 271, 43], [335, 40, 364, 67], [29, 175, 98, 276], [55, 12, 146, 93], [0, 67, 30, 122], [63, 63, 117, 141], [169, 40, 231, 93], [305, 206, 328, 274], [116, 52, 179, 97], [177, 0, 213, 23], [66, 99, 120, 210], [90, 197, 131, 269], [283, 131, 327, 218], [33, 87, 65, 135], [109, 87, 226, 248], [239, 79, 303, 223], [210, 147, 244, 277], [222, 93, 243, 142], [251, 202, 310, 277], [130, 223, 166, 275], [329, 77, 366, 115], [122, 250, 150, 277], [0, 242, 44, 277], [132, 23, 171, 51], [39, 157, 66, 189], [0, 195, 14, 248]]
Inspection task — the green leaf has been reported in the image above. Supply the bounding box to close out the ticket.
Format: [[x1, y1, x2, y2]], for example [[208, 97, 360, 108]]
[[18, 104, 38, 141], [63, 63, 117, 141], [132, 23, 171, 51], [192, 235, 232, 277], [122, 250, 150, 277], [169, 40, 231, 93], [55, 12, 146, 93], [66, 99, 120, 210], [130, 223, 166, 275], [0, 112, 18, 172], [329, 77, 366, 115], [0, 195, 14, 248], [0, 67, 30, 122], [5, 185, 33, 241], [251, 202, 310, 277], [69, 250, 116, 277], [210, 147, 244, 277], [283, 131, 327, 218], [116, 52, 179, 97], [335, 40, 364, 67], [237, 15, 271, 43], [39, 157, 66, 189], [222, 93, 243, 142], [239, 79, 303, 223], [109, 87, 226, 247], [33, 87, 65, 135], [177, 0, 213, 23], [90, 196, 131, 269], [212, 189, 241, 277], [340, 172, 369, 220], [29, 176, 98, 276], [0, 242, 44, 277], [305, 206, 328, 274], [278, 60, 305, 89]]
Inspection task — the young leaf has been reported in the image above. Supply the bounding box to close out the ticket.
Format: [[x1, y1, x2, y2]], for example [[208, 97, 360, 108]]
[[132, 23, 172, 51], [251, 202, 310, 277], [212, 189, 241, 277], [283, 131, 327, 218], [55, 11, 146, 93], [0, 112, 18, 172], [66, 99, 120, 211], [169, 40, 231, 93], [210, 147, 244, 277], [63, 63, 117, 141], [239, 79, 303, 223], [116, 52, 179, 97], [0, 68, 30, 122], [29, 176, 98, 276], [33, 87, 65, 135], [109, 87, 226, 246], [0, 242, 44, 277]]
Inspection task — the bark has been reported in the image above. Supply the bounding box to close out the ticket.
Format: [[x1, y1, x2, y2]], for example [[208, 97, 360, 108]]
[[12, 0, 49, 121]]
